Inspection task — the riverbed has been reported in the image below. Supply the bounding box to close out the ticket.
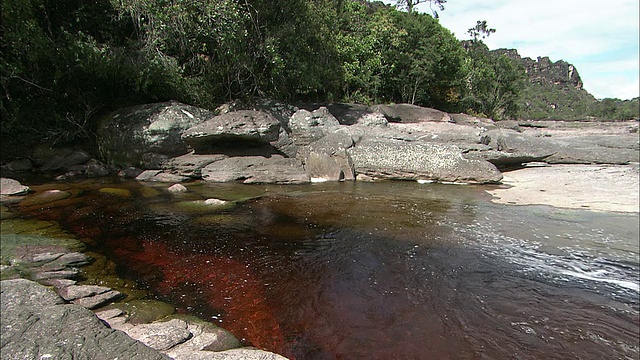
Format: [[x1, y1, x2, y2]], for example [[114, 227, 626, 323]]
[[5, 179, 639, 359]]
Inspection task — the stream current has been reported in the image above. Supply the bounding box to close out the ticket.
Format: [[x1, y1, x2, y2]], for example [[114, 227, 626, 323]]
[[11, 179, 639, 359]]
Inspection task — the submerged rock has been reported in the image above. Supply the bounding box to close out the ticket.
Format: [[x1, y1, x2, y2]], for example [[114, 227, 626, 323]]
[[19, 190, 72, 207]]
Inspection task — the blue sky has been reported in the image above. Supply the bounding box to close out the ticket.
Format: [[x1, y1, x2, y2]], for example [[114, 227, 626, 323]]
[[385, 0, 639, 100]]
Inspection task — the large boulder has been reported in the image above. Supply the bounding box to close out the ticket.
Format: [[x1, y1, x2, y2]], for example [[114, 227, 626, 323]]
[[287, 107, 340, 146], [300, 131, 356, 181], [201, 155, 310, 184], [181, 110, 281, 153], [1, 279, 169, 360], [368, 104, 451, 123], [348, 138, 503, 184], [97, 101, 213, 168]]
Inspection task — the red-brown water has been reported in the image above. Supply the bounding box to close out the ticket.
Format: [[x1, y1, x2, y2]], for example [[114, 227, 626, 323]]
[[11, 180, 640, 359]]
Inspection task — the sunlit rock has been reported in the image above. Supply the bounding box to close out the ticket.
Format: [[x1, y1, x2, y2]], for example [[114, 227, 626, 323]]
[[168, 184, 188, 193], [1, 178, 30, 196]]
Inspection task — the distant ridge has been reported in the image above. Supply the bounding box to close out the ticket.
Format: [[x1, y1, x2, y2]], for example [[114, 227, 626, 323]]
[[492, 49, 584, 90]]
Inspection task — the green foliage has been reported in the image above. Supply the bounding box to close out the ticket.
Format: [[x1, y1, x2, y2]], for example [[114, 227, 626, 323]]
[[13, 0, 620, 159], [460, 41, 527, 120], [518, 82, 596, 120]]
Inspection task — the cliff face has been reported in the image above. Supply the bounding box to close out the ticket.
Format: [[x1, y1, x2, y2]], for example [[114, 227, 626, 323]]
[[492, 49, 583, 90]]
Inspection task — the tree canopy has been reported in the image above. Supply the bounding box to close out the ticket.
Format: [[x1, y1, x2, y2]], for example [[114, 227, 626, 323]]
[[1, 0, 633, 157]]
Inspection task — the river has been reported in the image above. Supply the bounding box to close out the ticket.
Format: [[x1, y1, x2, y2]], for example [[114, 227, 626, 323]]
[[10, 179, 639, 359]]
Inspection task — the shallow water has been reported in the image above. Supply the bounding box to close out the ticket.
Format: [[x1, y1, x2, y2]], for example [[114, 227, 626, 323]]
[[8, 180, 639, 359]]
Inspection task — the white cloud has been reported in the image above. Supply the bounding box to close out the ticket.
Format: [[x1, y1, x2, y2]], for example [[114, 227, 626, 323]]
[[408, 0, 640, 99]]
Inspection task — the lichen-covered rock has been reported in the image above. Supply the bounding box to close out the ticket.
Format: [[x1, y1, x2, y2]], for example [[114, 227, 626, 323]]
[[348, 138, 502, 184], [202, 155, 310, 184], [97, 101, 213, 168]]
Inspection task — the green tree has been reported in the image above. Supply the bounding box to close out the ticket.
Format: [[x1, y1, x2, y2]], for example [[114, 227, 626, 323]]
[[383, 10, 465, 109], [395, 0, 446, 17], [460, 22, 526, 119]]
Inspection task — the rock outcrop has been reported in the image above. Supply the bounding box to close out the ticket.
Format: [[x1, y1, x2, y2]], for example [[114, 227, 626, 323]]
[[97, 101, 213, 168], [4, 100, 636, 186]]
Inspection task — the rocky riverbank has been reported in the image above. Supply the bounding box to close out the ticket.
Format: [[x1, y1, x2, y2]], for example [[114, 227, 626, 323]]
[[1, 101, 638, 359], [0, 205, 287, 359], [1, 101, 638, 187]]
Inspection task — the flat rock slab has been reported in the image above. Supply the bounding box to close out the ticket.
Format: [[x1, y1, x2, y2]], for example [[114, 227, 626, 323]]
[[127, 318, 192, 351], [71, 289, 123, 309], [58, 284, 112, 301], [1, 279, 169, 360], [487, 164, 640, 212], [0, 178, 30, 195], [202, 155, 310, 184]]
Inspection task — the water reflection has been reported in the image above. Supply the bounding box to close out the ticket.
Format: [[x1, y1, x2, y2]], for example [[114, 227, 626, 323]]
[[7, 179, 639, 359]]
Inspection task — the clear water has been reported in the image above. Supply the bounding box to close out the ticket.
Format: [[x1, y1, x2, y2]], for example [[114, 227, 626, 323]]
[[11, 180, 640, 359]]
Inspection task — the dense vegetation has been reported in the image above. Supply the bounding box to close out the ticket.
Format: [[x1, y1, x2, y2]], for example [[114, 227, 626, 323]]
[[518, 82, 639, 121], [1, 0, 637, 158]]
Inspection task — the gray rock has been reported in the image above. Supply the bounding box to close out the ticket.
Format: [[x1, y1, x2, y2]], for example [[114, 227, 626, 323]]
[[168, 184, 188, 193], [85, 159, 111, 177], [1, 279, 169, 360], [136, 170, 189, 183], [39, 278, 77, 289], [545, 136, 640, 165], [4, 159, 33, 172], [289, 107, 340, 131], [40, 150, 91, 172], [141, 152, 171, 170], [448, 113, 495, 128], [162, 153, 227, 178], [1, 178, 30, 195], [296, 102, 371, 125], [94, 308, 125, 320], [31, 269, 79, 281], [475, 129, 556, 166], [118, 166, 145, 178], [53, 252, 91, 267], [348, 138, 503, 184], [165, 317, 240, 356], [355, 112, 388, 127], [97, 101, 213, 167], [136, 170, 163, 181], [127, 318, 192, 351], [287, 107, 340, 146], [368, 104, 451, 123], [57, 284, 112, 301], [195, 348, 289, 360], [202, 155, 310, 184], [71, 289, 123, 309], [301, 131, 356, 181], [182, 110, 281, 153]]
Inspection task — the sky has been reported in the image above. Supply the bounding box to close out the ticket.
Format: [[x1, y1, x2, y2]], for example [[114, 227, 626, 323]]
[[385, 0, 640, 100]]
